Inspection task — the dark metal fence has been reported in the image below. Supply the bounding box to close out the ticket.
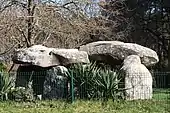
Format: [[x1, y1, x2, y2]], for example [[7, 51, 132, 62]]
[[0, 71, 169, 103], [152, 72, 168, 88]]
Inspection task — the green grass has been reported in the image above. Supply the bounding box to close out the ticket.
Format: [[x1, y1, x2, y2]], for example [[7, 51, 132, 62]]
[[153, 88, 170, 100], [0, 89, 169, 113], [0, 100, 169, 113]]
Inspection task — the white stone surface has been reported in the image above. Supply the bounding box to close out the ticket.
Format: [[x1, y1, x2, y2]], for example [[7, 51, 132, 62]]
[[13, 45, 89, 67], [121, 55, 153, 100]]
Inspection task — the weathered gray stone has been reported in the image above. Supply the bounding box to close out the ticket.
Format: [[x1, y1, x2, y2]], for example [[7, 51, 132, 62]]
[[43, 66, 68, 99], [121, 55, 152, 100], [13, 45, 59, 67], [15, 65, 69, 100], [79, 41, 159, 66], [13, 45, 89, 67], [52, 49, 90, 66]]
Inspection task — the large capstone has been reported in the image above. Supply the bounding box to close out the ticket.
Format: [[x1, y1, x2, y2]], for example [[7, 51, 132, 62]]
[[121, 55, 153, 100], [13, 45, 89, 67], [79, 41, 159, 66]]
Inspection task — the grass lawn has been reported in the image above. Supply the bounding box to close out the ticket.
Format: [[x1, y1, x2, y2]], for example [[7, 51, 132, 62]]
[[0, 89, 169, 113]]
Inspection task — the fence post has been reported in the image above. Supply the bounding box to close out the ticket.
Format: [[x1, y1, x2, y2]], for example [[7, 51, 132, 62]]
[[70, 71, 74, 103]]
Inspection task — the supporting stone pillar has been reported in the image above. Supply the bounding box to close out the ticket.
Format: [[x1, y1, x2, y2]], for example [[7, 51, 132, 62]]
[[121, 55, 153, 100]]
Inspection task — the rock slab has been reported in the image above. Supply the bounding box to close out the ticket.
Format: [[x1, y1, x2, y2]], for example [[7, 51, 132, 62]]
[[13, 45, 89, 67], [79, 41, 159, 66], [121, 55, 152, 100]]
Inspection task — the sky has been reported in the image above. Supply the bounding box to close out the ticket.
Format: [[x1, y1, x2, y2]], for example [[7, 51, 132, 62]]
[[53, 0, 104, 17]]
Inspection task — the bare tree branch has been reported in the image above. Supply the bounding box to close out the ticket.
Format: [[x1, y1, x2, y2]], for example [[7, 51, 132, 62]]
[[0, 0, 26, 12], [0, 43, 19, 56]]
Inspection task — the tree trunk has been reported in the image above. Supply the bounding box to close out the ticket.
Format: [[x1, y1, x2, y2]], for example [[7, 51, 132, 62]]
[[27, 0, 34, 47]]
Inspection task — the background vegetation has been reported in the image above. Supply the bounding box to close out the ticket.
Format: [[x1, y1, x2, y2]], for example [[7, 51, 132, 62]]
[[0, 1, 169, 112], [0, 0, 169, 71]]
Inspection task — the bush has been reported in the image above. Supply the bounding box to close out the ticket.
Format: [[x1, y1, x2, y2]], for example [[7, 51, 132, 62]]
[[0, 72, 14, 100], [8, 75, 34, 102], [68, 63, 100, 99], [0, 70, 34, 101], [0, 63, 7, 72], [8, 85, 34, 102], [94, 69, 124, 101], [68, 63, 124, 101]]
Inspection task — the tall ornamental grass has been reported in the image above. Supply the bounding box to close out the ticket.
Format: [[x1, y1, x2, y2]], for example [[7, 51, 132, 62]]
[[68, 63, 124, 101]]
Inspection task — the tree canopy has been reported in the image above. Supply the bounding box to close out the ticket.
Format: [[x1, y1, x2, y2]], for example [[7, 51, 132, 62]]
[[0, 0, 170, 70]]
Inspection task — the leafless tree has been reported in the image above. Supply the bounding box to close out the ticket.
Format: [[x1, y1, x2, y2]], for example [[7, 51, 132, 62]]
[[0, 0, 126, 71]]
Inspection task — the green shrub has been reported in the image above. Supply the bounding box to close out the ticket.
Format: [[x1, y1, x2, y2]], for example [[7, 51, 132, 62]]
[[0, 72, 14, 100], [94, 68, 124, 101], [68, 63, 100, 99], [68, 63, 124, 101], [0, 62, 7, 72], [8, 74, 34, 102], [0, 71, 33, 101], [0, 62, 14, 100], [8, 85, 34, 102]]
